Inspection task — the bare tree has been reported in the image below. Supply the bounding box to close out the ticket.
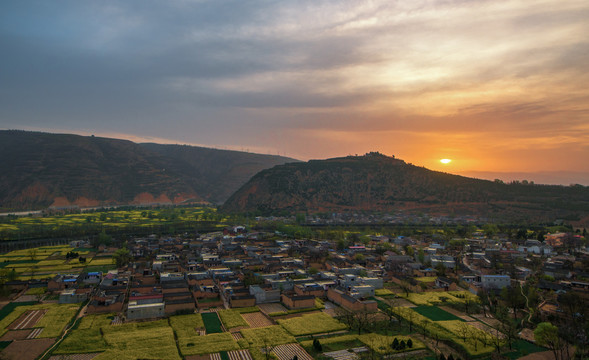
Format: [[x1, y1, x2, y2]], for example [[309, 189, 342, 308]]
[[335, 306, 355, 331], [420, 319, 429, 339]]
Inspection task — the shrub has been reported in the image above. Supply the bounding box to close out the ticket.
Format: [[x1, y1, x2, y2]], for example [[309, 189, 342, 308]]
[[407, 338, 413, 348], [392, 338, 399, 350], [313, 339, 322, 351], [399, 340, 406, 350]]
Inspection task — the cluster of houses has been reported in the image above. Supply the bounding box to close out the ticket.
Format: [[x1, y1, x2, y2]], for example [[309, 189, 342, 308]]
[[33, 226, 588, 322]]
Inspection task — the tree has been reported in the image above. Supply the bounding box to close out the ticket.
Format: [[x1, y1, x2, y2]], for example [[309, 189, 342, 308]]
[[28, 248, 38, 261], [420, 319, 429, 338], [435, 262, 446, 277], [456, 322, 470, 342], [495, 305, 518, 350], [335, 306, 356, 330], [313, 338, 322, 351], [353, 309, 372, 335], [92, 231, 112, 247], [113, 247, 131, 268], [501, 286, 525, 320], [477, 289, 489, 317], [407, 338, 413, 348], [489, 327, 505, 353], [534, 322, 564, 360], [405, 245, 414, 257], [392, 338, 399, 350], [405, 308, 416, 332], [383, 304, 399, 334], [399, 280, 411, 297]]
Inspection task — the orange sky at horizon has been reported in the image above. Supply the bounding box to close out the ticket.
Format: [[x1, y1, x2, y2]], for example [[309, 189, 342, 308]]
[[1, 1, 588, 183]]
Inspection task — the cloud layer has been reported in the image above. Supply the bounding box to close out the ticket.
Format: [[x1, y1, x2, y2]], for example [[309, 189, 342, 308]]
[[1, 0, 588, 179]]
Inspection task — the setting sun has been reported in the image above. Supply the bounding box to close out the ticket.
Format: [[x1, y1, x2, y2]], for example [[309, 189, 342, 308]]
[[440, 159, 452, 164]]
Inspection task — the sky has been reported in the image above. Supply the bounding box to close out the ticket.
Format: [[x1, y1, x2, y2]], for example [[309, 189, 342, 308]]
[[1, 1, 589, 185]]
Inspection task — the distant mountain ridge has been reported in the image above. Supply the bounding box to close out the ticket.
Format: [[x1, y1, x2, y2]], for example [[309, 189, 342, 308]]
[[222, 152, 589, 224], [0, 130, 297, 211]]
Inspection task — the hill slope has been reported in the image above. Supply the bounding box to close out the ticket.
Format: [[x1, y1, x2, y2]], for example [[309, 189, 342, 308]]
[[0, 130, 296, 211], [222, 153, 589, 222]]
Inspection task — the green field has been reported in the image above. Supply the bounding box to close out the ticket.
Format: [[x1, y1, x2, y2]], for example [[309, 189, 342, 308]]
[[0, 206, 221, 241], [202, 312, 223, 333], [241, 326, 296, 347], [412, 306, 464, 321], [0, 244, 113, 280], [96, 320, 181, 360], [402, 291, 479, 306], [180, 332, 240, 356], [301, 334, 426, 356], [277, 312, 347, 336], [504, 339, 547, 359], [218, 309, 249, 329], [375, 288, 395, 297], [0, 303, 80, 338], [301, 334, 364, 354], [391, 306, 494, 357]]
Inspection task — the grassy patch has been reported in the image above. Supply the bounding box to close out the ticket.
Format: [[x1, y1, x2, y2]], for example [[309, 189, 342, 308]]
[[415, 277, 437, 283], [375, 288, 395, 297], [170, 313, 204, 344], [34, 303, 81, 338], [504, 339, 547, 359], [180, 332, 239, 356], [402, 291, 479, 306], [301, 334, 363, 354], [218, 309, 249, 329], [436, 320, 494, 356], [25, 287, 47, 295], [0, 301, 37, 321], [0, 302, 78, 338], [413, 306, 464, 321], [55, 327, 108, 354], [241, 326, 296, 347], [76, 314, 114, 329], [358, 333, 426, 354], [98, 320, 181, 360], [202, 312, 223, 333], [277, 312, 347, 336]]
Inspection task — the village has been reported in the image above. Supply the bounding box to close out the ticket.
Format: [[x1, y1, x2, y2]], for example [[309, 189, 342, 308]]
[[0, 222, 585, 360]]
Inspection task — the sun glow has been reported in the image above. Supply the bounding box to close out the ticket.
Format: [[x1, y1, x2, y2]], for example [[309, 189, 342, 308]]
[[440, 159, 452, 164]]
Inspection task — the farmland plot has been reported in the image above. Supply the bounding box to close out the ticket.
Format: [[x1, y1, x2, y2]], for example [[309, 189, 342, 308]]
[[277, 312, 347, 336], [412, 306, 464, 322], [97, 320, 181, 360], [179, 332, 240, 356], [202, 312, 224, 333], [240, 326, 296, 348], [241, 312, 273, 328], [218, 310, 249, 329], [272, 343, 313, 360]]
